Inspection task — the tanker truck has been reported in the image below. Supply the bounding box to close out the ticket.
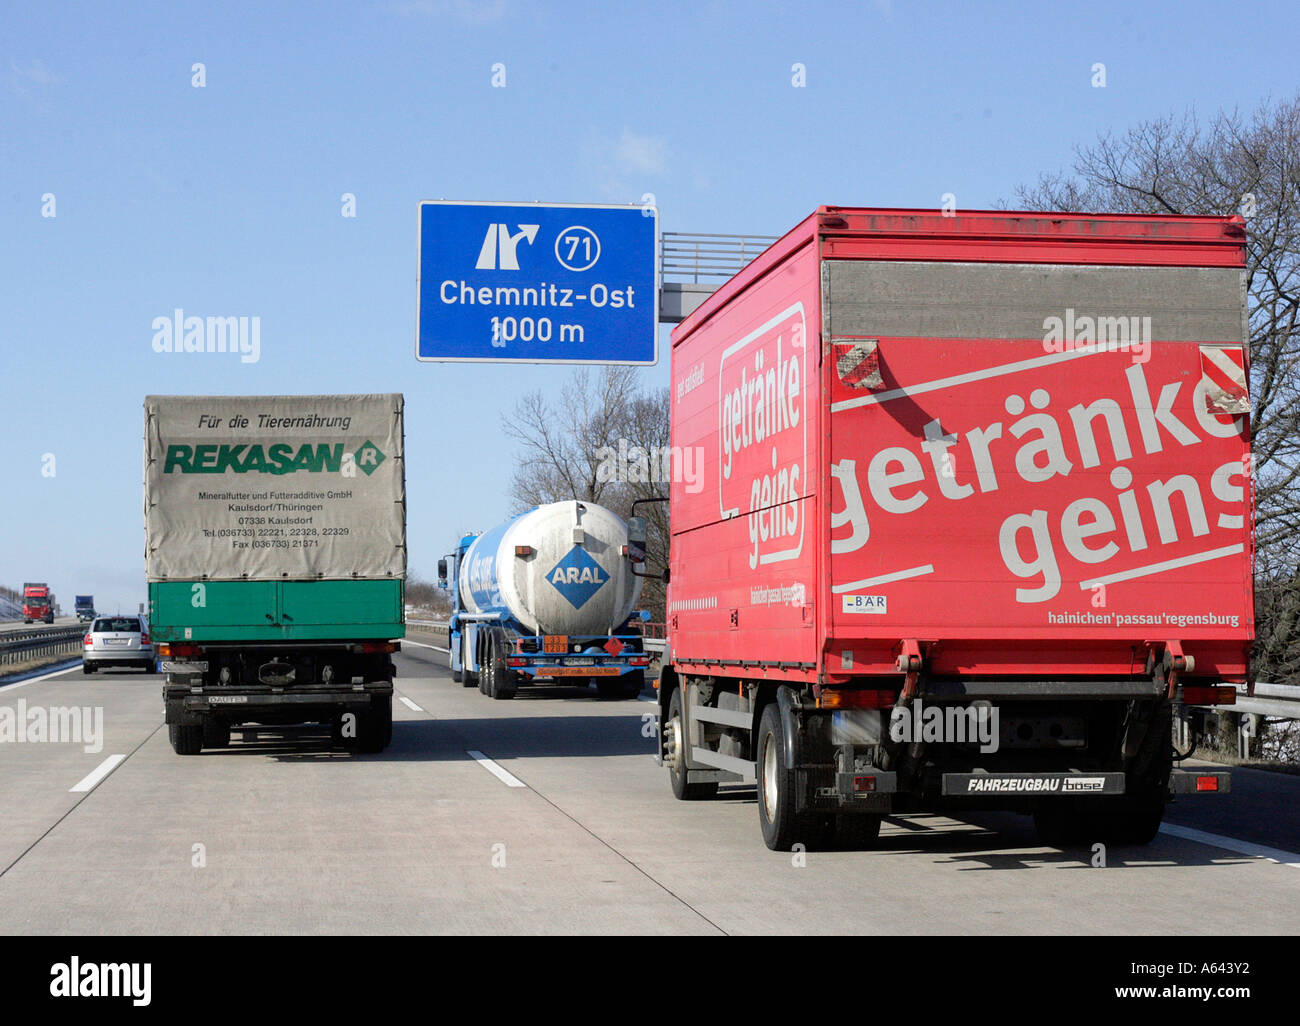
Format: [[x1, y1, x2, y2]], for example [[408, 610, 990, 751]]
[[440, 501, 653, 700]]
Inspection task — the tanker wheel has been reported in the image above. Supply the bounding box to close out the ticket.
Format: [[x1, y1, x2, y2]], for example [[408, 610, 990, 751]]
[[665, 688, 717, 801], [487, 635, 516, 701]]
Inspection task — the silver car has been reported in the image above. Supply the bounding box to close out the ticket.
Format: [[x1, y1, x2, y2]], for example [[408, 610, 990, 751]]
[[83, 616, 154, 673]]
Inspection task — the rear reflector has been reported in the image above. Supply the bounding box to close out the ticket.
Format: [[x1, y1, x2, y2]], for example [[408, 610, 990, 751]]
[[357, 642, 396, 654], [853, 775, 876, 792], [514, 545, 534, 557], [1196, 776, 1220, 792], [1180, 686, 1237, 706], [818, 689, 896, 709]]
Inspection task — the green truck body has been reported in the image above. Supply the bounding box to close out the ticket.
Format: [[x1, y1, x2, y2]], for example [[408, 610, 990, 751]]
[[146, 394, 406, 755], [149, 579, 404, 643]]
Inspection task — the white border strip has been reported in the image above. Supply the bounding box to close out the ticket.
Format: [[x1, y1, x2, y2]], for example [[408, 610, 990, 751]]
[[1160, 823, 1300, 869], [830, 346, 1095, 413], [467, 750, 527, 788], [1079, 545, 1244, 589], [398, 696, 423, 712], [0, 661, 83, 692], [831, 564, 936, 593], [70, 754, 126, 794]]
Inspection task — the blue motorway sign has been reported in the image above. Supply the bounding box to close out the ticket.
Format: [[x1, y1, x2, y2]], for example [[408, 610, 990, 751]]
[[417, 201, 658, 365]]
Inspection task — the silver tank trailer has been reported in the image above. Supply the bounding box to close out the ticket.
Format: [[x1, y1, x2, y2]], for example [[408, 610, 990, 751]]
[[459, 500, 642, 635]]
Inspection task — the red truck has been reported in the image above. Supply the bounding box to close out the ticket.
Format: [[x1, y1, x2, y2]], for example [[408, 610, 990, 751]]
[[23, 582, 54, 624], [656, 208, 1252, 851]]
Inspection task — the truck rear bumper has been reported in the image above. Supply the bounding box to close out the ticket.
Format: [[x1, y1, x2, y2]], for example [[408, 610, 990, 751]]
[[940, 769, 1230, 797], [164, 682, 392, 725]]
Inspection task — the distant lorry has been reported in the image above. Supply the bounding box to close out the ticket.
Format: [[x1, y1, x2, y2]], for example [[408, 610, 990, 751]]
[[22, 583, 54, 624], [657, 207, 1250, 850], [146, 394, 405, 755], [441, 500, 653, 700], [75, 596, 96, 621]]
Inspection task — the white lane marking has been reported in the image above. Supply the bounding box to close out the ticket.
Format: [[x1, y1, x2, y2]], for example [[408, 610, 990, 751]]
[[466, 750, 527, 788], [70, 754, 126, 794], [831, 564, 936, 592], [1079, 544, 1244, 589], [398, 696, 423, 712], [0, 661, 84, 692], [1159, 823, 1300, 869], [403, 639, 450, 654]]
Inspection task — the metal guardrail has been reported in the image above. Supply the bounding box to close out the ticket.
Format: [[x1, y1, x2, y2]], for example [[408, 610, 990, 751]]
[[660, 232, 779, 284], [0, 625, 85, 670]]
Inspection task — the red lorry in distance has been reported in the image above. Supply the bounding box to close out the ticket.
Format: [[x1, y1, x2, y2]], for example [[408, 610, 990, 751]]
[[23, 582, 54, 624], [656, 207, 1252, 851]]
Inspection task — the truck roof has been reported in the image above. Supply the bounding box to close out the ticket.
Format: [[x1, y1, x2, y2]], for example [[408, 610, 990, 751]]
[[675, 207, 1247, 343]]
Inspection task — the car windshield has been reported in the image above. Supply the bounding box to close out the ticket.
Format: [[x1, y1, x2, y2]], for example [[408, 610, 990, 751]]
[[93, 619, 140, 633]]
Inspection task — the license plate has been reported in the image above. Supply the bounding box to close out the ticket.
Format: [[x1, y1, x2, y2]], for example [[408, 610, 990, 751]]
[[544, 635, 568, 654], [105, 638, 128, 646], [564, 658, 595, 666], [208, 696, 248, 704]]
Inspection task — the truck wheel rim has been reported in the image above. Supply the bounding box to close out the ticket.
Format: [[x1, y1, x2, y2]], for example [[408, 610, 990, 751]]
[[762, 735, 778, 820], [664, 717, 682, 774]]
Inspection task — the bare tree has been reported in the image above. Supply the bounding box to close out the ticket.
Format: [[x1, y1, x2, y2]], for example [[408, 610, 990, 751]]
[[504, 366, 640, 509], [504, 367, 671, 622], [1015, 96, 1300, 693]]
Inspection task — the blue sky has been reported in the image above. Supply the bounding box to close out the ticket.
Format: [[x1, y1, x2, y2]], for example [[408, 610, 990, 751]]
[[3, 0, 1297, 615]]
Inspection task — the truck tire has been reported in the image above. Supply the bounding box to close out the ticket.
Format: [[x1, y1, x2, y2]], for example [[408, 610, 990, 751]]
[[829, 813, 883, 850], [202, 721, 231, 748], [357, 695, 392, 753], [756, 701, 825, 852], [169, 724, 203, 755], [487, 635, 517, 700], [665, 688, 717, 801]]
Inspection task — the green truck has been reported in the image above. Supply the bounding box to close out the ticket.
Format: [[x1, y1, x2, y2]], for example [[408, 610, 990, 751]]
[[145, 394, 405, 755]]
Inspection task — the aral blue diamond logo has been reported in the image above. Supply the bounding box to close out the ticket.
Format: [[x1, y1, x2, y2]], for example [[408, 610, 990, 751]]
[[546, 545, 610, 609]]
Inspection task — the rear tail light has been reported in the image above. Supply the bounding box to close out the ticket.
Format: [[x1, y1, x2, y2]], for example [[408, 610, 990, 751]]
[[817, 688, 896, 709], [853, 775, 877, 792], [1196, 776, 1220, 792], [1179, 686, 1237, 706], [141, 634, 150, 645], [507, 658, 526, 668], [158, 643, 202, 658], [356, 642, 397, 654], [83, 635, 92, 646]]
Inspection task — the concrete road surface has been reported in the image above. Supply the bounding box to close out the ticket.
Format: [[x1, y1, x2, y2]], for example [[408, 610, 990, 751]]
[[0, 634, 1295, 934]]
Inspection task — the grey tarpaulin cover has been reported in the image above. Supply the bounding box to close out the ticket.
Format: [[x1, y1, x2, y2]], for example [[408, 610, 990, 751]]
[[144, 395, 405, 581]]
